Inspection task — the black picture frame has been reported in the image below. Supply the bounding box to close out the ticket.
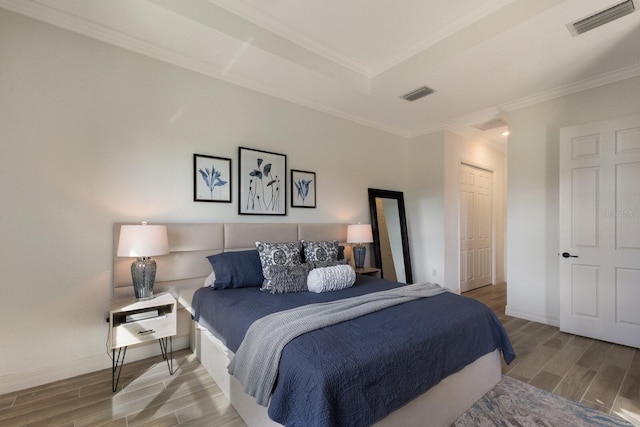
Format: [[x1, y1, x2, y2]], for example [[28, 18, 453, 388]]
[[193, 154, 232, 203], [291, 169, 316, 208], [238, 147, 287, 215]]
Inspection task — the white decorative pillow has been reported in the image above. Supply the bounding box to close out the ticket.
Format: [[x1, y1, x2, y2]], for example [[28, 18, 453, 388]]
[[204, 271, 216, 287], [307, 265, 356, 293]]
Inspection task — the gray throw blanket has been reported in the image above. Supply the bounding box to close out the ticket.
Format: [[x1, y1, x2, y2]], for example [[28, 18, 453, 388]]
[[227, 282, 449, 406]]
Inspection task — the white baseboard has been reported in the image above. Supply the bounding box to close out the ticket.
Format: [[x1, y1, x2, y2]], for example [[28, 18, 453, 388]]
[[0, 336, 190, 395], [505, 305, 559, 327]]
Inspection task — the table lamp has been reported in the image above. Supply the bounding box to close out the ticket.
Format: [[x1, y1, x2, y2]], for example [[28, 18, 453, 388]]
[[347, 223, 373, 269], [117, 222, 169, 300]]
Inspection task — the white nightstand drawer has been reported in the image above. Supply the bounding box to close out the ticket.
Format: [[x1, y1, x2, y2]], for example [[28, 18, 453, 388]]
[[112, 315, 176, 348], [108, 293, 177, 391]]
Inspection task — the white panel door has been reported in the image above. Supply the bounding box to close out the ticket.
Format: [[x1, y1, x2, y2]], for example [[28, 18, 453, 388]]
[[460, 164, 493, 292], [559, 114, 640, 348]]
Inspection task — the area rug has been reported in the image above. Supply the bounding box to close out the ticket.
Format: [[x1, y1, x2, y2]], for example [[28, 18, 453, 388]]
[[453, 376, 633, 427]]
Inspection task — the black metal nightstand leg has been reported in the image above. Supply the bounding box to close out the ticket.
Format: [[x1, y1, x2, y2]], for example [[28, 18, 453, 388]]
[[112, 346, 127, 392], [158, 337, 174, 375]]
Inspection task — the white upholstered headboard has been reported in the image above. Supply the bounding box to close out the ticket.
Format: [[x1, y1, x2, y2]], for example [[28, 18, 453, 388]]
[[113, 222, 350, 301]]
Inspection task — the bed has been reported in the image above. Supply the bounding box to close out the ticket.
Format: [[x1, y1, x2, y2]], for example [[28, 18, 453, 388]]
[[113, 223, 515, 427]]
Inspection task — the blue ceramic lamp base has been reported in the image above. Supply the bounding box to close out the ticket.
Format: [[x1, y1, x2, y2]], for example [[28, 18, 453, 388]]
[[131, 257, 157, 300], [353, 245, 366, 269]]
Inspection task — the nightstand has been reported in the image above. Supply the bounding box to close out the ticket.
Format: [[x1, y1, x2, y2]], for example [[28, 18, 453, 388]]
[[109, 292, 177, 392], [354, 267, 381, 278]]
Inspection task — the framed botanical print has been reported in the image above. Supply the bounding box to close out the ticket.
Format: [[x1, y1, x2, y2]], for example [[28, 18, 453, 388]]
[[193, 154, 231, 203], [238, 147, 287, 215], [291, 169, 316, 208]]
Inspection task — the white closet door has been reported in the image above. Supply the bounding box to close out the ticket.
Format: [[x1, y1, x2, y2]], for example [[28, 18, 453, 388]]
[[460, 164, 493, 292]]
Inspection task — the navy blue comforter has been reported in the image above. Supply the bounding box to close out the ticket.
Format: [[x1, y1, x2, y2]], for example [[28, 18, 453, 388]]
[[192, 277, 515, 427]]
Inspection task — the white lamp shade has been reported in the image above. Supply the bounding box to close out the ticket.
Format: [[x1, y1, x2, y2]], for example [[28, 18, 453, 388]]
[[347, 223, 373, 244], [117, 224, 169, 257]]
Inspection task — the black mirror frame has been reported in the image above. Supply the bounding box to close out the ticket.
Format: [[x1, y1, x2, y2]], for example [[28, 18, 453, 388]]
[[368, 188, 413, 283]]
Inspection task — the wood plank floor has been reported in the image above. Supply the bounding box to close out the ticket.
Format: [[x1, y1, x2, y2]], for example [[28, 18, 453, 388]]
[[1, 283, 638, 426], [464, 282, 640, 426], [0, 350, 246, 427]]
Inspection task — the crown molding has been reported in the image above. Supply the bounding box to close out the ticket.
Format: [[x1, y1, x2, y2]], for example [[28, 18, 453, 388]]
[[0, 0, 408, 138], [500, 63, 640, 112], [210, 0, 517, 78], [3, 0, 634, 149], [209, 0, 374, 77]]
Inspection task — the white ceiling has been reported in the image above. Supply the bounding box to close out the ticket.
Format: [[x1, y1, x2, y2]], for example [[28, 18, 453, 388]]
[[3, 0, 640, 149]]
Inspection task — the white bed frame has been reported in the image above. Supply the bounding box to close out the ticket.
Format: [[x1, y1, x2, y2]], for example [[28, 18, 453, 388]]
[[114, 223, 501, 426]]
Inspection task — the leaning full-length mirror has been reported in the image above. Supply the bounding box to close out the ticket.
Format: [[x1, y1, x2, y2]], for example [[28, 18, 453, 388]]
[[368, 188, 413, 283]]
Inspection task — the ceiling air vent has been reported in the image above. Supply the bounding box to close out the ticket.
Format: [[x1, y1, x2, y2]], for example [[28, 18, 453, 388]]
[[400, 86, 435, 102], [568, 0, 637, 36]]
